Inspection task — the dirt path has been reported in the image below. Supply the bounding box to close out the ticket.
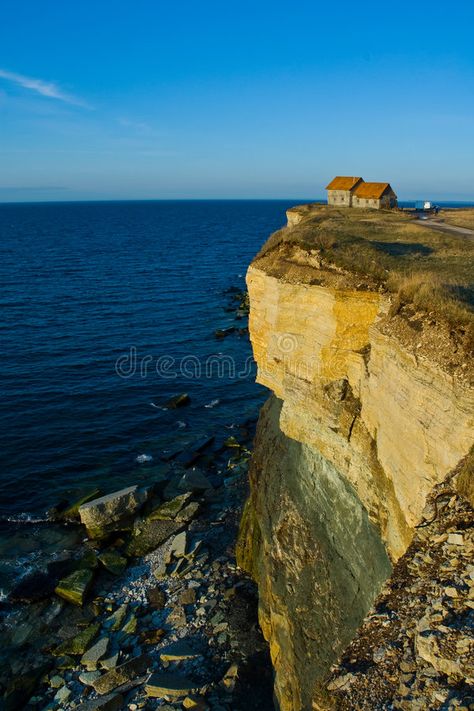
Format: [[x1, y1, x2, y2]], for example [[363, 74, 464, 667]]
[[415, 218, 474, 239]]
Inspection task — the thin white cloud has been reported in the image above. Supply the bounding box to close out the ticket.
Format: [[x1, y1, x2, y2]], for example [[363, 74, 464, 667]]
[[0, 68, 90, 108]]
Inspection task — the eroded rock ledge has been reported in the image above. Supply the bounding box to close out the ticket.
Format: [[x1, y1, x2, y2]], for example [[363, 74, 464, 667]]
[[237, 205, 474, 710]]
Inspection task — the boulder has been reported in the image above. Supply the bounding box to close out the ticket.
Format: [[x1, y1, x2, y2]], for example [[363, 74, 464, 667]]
[[55, 568, 94, 606], [147, 493, 192, 521], [91, 654, 151, 695], [164, 393, 190, 409], [126, 517, 183, 557], [59, 489, 102, 521], [54, 623, 100, 656], [98, 550, 128, 576], [214, 327, 235, 339], [177, 469, 212, 494], [79, 486, 148, 539], [145, 671, 196, 698]]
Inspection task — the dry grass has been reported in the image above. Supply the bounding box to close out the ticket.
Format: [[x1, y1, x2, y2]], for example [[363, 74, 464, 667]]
[[387, 272, 473, 332], [439, 208, 474, 231], [257, 205, 474, 337]]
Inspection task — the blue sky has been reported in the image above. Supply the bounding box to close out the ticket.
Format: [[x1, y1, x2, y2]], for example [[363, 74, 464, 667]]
[[1, 1, 473, 201]]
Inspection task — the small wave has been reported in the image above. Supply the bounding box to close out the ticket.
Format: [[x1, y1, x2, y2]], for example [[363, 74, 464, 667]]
[[150, 402, 166, 410], [135, 453, 153, 464], [204, 398, 220, 409], [0, 513, 49, 524], [177, 421, 187, 429]]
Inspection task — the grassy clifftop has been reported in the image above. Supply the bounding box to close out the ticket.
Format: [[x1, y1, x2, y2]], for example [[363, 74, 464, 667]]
[[256, 204, 474, 351]]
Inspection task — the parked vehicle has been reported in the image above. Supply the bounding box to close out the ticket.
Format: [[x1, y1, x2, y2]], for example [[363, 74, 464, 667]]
[[415, 200, 439, 215]]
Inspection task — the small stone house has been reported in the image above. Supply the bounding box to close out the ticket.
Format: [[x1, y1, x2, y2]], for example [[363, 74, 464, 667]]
[[352, 181, 398, 209], [326, 176, 363, 207], [326, 176, 398, 209]]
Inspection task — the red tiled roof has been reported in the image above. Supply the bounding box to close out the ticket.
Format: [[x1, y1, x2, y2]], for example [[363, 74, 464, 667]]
[[325, 176, 363, 191], [353, 182, 395, 199]]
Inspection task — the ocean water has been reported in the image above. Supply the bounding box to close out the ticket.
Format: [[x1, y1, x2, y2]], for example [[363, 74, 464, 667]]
[[0, 199, 295, 592]]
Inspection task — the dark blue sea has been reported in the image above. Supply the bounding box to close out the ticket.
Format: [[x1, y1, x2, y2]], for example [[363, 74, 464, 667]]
[[0, 199, 296, 595]]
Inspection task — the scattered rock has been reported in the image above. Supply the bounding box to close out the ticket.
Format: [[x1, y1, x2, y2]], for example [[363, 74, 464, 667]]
[[177, 469, 212, 494], [179, 588, 197, 606], [126, 518, 183, 557], [55, 685, 72, 704], [183, 696, 209, 711], [175, 501, 200, 524], [223, 436, 240, 448], [164, 393, 191, 409], [104, 603, 128, 630], [159, 640, 200, 662], [55, 568, 94, 606], [148, 493, 193, 521], [121, 612, 138, 634], [140, 628, 166, 645], [79, 670, 102, 686], [145, 671, 196, 698], [49, 674, 64, 689], [54, 623, 100, 656], [81, 635, 110, 670], [169, 531, 187, 558], [101, 652, 120, 671], [92, 654, 151, 695], [147, 587, 167, 609], [447, 532, 464, 546], [214, 327, 235, 339], [98, 549, 128, 576], [75, 692, 124, 711], [166, 605, 187, 629]]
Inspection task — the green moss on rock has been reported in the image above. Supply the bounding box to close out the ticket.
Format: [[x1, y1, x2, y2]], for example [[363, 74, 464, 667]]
[[54, 623, 100, 656], [55, 568, 94, 606]]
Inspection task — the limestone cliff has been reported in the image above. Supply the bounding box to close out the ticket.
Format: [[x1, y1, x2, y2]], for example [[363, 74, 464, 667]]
[[237, 205, 474, 710]]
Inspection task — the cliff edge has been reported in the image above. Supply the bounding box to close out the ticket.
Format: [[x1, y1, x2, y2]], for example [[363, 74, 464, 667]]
[[237, 205, 474, 710]]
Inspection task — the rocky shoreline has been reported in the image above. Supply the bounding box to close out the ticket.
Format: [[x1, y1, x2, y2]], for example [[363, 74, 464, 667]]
[[1, 288, 274, 711], [1, 417, 273, 711]]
